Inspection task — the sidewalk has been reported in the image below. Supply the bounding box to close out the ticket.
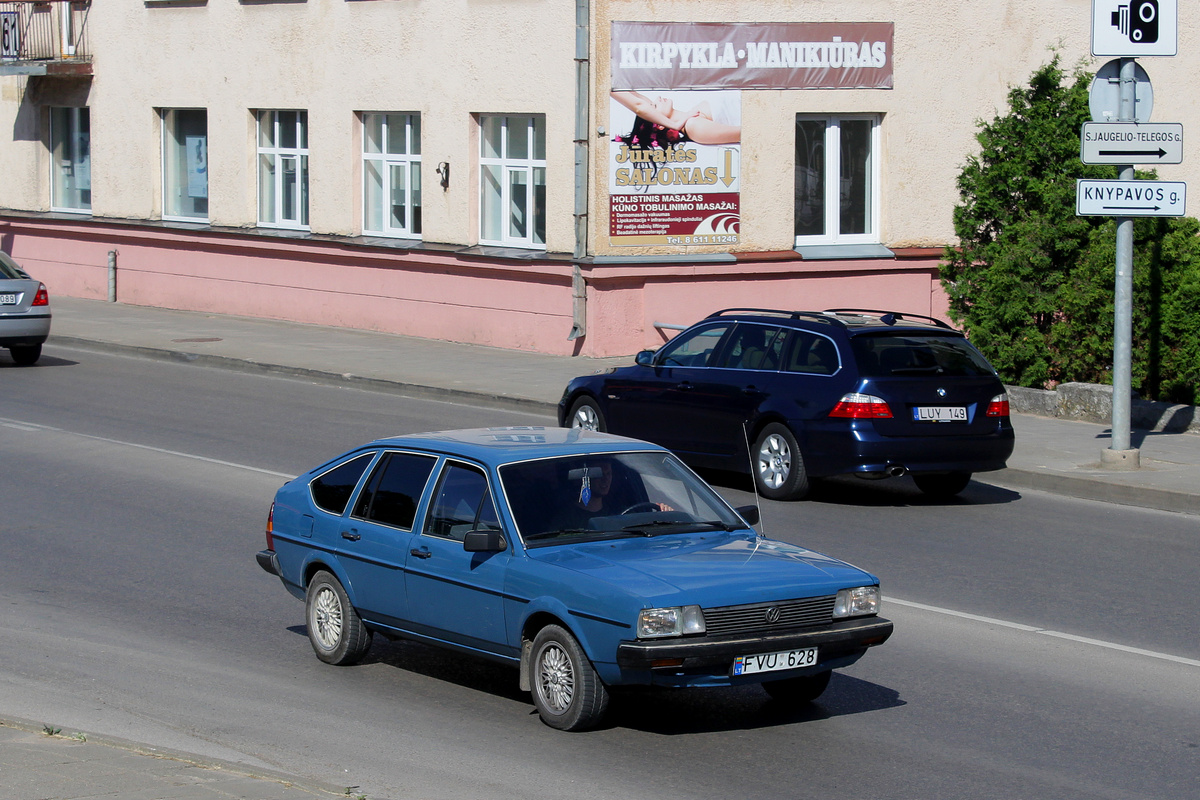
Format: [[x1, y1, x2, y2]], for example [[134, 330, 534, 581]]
[[4, 296, 1198, 799], [0, 717, 346, 800]]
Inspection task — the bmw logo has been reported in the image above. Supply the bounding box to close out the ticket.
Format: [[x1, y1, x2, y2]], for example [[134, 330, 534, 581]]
[[937, 387, 947, 397]]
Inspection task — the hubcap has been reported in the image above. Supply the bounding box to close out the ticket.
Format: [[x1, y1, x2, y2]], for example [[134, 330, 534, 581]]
[[572, 405, 599, 431], [757, 434, 791, 489], [311, 587, 343, 649], [536, 643, 575, 714]]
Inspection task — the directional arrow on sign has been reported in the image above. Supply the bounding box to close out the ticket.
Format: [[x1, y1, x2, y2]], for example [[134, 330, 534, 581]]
[[1080, 122, 1183, 165]]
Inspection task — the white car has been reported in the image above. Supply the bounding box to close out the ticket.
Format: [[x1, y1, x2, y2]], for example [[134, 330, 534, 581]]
[[0, 251, 51, 366]]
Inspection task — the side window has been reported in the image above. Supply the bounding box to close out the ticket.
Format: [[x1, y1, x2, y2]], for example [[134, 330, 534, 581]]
[[310, 453, 375, 515], [352, 452, 437, 529], [657, 324, 731, 367], [782, 331, 840, 375], [713, 324, 784, 370], [423, 463, 499, 542]]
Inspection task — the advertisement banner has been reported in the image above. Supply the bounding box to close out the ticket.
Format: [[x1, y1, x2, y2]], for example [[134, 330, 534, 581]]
[[612, 21, 894, 91], [608, 89, 741, 246]]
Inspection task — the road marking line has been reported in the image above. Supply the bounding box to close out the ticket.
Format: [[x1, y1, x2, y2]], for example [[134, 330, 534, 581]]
[[0, 416, 294, 480], [889, 597, 1200, 668]]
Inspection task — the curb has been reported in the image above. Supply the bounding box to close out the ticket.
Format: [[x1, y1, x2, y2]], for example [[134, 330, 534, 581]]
[[980, 468, 1200, 516], [50, 335, 561, 416], [0, 715, 349, 798]]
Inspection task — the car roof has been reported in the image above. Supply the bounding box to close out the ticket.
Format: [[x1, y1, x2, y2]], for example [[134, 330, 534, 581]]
[[704, 307, 961, 336], [360, 427, 664, 466]]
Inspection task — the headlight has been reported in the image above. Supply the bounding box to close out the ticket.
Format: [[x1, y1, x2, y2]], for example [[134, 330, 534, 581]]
[[637, 605, 706, 638], [833, 586, 880, 619]]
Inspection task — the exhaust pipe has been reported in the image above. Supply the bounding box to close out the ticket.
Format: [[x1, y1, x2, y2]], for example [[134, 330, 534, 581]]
[[886, 465, 907, 478]]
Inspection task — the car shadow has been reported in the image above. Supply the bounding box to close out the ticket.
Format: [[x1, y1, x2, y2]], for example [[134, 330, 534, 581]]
[[0, 353, 79, 369], [288, 625, 902, 733], [607, 672, 904, 734], [697, 468, 1021, 509]]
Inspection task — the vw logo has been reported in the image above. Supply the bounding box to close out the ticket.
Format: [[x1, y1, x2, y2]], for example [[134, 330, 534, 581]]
[[764, 607, 781, 624], [936, 387, 947, 397]]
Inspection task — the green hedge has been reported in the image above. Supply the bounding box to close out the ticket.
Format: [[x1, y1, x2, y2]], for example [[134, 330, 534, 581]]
[[940, 57, 1200, 404]]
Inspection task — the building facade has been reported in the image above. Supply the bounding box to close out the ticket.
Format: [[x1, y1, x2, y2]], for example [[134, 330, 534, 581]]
[[0, 0, 1195, 356]]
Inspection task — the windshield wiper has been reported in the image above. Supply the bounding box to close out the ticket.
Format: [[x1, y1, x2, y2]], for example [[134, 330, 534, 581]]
[[619, 520, 736, 535], [524, 528, 593, 540]]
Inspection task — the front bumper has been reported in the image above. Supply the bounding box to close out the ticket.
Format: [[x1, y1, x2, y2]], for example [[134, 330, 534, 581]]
[[616, 616, 893, 672]]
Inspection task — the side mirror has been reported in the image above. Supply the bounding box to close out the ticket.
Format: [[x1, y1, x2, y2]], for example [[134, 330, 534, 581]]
[[734, 505, 760, 526], [635, 349, 655, 367], [463, 530, 508, 553]]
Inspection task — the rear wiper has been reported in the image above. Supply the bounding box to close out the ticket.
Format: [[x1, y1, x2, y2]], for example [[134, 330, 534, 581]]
[[889, 365, 944, 375]]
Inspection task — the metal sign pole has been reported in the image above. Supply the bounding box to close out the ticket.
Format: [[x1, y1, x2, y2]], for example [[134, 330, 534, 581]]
[[1108, 57, 1137, 465]]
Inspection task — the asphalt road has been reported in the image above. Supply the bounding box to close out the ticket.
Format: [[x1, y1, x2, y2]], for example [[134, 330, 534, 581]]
[[1, 345, 1197, 799]]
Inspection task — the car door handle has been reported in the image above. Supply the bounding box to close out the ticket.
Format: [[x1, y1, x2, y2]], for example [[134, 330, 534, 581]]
[[743, 385, 758, 394], [341, 530, 361, 541], [410, 548, 432, 559], [676, 381, 694, 390]]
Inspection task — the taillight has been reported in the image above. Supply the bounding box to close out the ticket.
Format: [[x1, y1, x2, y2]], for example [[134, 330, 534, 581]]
[[829, 393, 893, 419], [265, 502, 275, 550], [32, 283, 49, 307], [985, 393, 1010, 418]]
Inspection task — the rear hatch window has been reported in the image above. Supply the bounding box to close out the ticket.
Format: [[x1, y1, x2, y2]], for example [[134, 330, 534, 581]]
[[850, 333, 996, 378]]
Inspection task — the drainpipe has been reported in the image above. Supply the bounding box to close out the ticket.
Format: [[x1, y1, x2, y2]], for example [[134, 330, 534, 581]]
[[107, 250, 117, 302], [569, 0, 589, 340]]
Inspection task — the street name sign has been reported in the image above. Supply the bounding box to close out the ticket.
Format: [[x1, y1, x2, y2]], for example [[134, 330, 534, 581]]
[[1076, 179, 1186, 216], [1080, 122, 1183, 164], [1092, 0, 1178, 57]]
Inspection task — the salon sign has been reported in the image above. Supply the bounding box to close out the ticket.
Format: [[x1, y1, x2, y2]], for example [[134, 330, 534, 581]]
[[612, 21, 894, 91]]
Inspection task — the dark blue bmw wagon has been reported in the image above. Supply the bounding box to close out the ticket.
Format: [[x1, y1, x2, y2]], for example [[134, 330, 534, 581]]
[[559, 308, 1015, 500]]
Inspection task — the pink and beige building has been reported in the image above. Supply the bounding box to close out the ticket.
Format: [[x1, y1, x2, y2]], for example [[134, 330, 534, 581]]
[[0, 0, 1195, 356]]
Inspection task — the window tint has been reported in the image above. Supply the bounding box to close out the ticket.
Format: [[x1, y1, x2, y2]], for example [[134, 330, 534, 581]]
[[713, 324, 784, 370], [782, 331, 840, 375], [0, 252, 28, 280], [657, 324, 731, 367], [424, 463, 498, 542], [353, 452, 437, 529], [310, 453, 375, 515], [851, 334, 996, 378]]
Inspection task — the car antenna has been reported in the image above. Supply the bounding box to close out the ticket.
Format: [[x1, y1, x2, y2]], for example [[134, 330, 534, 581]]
[[742, 422, 765, 536]]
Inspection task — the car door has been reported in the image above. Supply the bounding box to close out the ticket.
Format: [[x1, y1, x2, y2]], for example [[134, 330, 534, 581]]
[[404, 460, 513, 656], [336, 450, 437, 628], [605, 322, 734, 451]]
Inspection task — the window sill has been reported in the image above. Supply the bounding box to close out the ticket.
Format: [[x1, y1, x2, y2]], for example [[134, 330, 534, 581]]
[[794, 244, 894, 261]]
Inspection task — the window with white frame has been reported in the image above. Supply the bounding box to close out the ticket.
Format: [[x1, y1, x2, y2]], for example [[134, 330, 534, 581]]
[[257, 110, 308, 230], [479, 115, 546, 249], [50, 107, 90, 213], [362, 113, 421, 238], [794, 115, 879, 245], [162, 109, 208, 222]]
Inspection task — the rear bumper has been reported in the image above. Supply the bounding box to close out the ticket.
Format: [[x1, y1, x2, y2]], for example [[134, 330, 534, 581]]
[[0, 313, 51, 346], [801, 422, 1014, 477], [256, 549, 280, 576]]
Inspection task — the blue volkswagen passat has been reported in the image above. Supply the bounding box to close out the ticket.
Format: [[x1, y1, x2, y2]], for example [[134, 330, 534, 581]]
[[257, 427, 892, 731]]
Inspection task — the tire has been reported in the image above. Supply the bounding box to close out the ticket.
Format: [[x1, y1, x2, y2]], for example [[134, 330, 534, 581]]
[[752, 423, 809, 500], [913, 472, 972, 499], [529, 624, 610, 731], [9, 344, 41, 366], [762, 670, 832, 704], [305, 570, 372, 666], [566, 396, 606, 432]]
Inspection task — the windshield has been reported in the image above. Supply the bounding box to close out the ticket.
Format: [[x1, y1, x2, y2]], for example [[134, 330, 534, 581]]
[[499, 451, 746, 547], [850, 333, 997, 378]]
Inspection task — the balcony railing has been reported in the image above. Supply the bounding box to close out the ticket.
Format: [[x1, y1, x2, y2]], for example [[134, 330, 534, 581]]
[[0, 0, 91, 77]]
